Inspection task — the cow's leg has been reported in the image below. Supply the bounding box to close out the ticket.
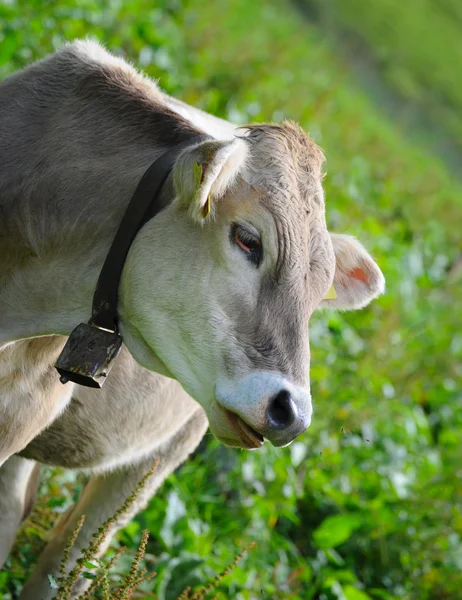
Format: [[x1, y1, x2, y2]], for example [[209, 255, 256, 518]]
[[0, 337, 74, 466], [19, 408, 208, 600], [0, 455, 41, 568]]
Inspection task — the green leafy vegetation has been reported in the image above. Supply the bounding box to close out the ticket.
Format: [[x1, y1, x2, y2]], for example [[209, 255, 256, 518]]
[[1, 0, 461, 599]]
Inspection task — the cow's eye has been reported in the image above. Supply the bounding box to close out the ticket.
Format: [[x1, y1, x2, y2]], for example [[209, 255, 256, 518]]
[[230, 223, 263, 267]]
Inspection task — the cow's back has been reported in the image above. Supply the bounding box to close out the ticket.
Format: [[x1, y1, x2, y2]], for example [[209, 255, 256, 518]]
[[0, 41, 201, 249]]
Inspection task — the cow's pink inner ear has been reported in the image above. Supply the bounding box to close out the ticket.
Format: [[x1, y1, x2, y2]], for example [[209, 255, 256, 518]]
[[347, 266, 370, 285], [323, 233, 385, 309]]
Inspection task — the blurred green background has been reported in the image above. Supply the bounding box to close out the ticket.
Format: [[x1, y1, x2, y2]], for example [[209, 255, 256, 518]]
[[1, 0, 461, 599]]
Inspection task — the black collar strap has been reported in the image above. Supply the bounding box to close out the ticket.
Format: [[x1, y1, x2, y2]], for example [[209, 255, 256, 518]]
[[55, 133, 212, 388], [92, 133, 212, 332]]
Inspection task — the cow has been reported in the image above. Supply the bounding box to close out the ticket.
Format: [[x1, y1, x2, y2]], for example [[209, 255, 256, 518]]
[[0, 41, 384, 598]]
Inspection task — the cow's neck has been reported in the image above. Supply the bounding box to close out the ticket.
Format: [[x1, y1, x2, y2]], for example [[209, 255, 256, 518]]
[[0, 171, 175, 345], [0, 230, 107, 344]]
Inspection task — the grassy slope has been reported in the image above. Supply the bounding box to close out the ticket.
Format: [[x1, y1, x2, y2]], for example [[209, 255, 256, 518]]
[[1, 1, 461, 599], [300, 0, 462, 161]]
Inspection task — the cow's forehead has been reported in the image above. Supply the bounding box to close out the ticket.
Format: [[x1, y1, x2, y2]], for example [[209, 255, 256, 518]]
[[240, 121, 325, 217]]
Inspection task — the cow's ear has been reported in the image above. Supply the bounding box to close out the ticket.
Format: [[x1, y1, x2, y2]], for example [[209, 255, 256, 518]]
[[173, 138, 248, 223], [320, 233, 385, 309]]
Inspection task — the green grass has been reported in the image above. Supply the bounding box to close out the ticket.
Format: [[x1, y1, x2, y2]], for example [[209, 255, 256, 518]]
[[1, 1, 461, 599], [300, 0, 462, 165]]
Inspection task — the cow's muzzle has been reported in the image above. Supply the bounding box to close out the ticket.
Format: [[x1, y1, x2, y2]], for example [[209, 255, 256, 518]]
[[216, 372, 312, 447]]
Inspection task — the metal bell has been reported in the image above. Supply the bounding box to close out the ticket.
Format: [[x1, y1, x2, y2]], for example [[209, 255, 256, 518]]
[[55, 323, 123, 388]]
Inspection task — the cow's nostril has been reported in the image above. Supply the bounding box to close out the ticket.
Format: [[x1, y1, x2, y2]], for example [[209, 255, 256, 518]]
[[267, 390, 296, 429]]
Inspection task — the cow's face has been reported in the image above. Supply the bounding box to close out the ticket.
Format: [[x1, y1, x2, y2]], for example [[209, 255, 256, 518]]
[[119, 123, 384, 449]]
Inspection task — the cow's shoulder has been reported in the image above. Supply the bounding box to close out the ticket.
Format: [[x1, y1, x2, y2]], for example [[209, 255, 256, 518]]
[[57, 40, 140, 79]]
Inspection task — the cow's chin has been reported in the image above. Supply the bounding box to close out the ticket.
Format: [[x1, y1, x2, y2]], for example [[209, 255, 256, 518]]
[[119, 321, 176, 379], [120, 322, 264, 450], [208, 401, 265, 450]]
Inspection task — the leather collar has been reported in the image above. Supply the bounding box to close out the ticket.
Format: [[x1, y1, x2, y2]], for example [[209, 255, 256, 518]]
[[91, 133, 212, 333]]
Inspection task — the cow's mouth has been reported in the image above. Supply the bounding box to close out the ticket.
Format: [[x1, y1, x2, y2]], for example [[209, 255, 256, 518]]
[[224, 409, 264, 449]]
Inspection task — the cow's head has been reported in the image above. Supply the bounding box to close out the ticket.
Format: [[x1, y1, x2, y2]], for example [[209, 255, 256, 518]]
[[119, 122, 384, 449]]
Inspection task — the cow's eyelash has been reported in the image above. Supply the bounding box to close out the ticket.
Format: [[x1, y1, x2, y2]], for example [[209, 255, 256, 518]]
[[230, 223, 263, 267]]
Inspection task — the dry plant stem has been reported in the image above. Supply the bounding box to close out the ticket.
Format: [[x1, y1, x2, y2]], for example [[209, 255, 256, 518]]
[[58, 515, 86, 579], [106, 546, 127, 570], [177, 586, 191, 600], [185, 541, 256, 600], [53, 460, 253, 600], [56, 460, 159, 598], [56, 514, 87, 600], [80, 547, 127, 600], [79, 571, 105, 600], [131, 568, 157, 591], [115, 529, 150, 598], [100, 569, 111, 600]]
